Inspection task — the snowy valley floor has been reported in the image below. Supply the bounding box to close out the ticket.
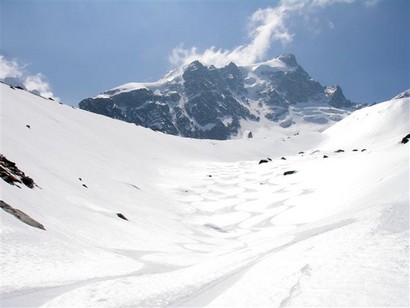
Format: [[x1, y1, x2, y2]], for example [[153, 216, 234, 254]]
[[1, 83, 409, 307]]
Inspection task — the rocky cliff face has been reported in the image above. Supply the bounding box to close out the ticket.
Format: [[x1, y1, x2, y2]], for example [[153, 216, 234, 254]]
[[79, 54, 354, 140]]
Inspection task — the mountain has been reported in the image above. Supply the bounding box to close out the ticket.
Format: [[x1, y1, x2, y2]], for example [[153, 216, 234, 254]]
[[393, 89, 410, 100], [1, 83, 409, 307], [79, 54, 355, 140]]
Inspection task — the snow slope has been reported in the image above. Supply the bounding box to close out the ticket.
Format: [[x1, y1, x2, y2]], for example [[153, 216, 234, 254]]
[[1, 83, 409, 307]]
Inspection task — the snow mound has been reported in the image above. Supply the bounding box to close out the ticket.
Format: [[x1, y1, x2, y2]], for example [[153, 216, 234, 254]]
[[322, 97, 409, 149]]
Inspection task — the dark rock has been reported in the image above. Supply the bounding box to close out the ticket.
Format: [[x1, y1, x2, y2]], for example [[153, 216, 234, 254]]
[[281, 157, 287, 160], [400, 133, 410, 144], [116, 213, 128, 221], [259, 159, 269, 165], [10, 85, 15, 90], [323, 155, 328, 158], [26, 125, 31, 129], [298, 151, 304, 154], [267, 158, 272, 161], [283, 170, 297, 176], [21, 176, 34, 188], [0, 155, 36, 189], [361, 149, 367, 152], [352, 149, 358, 152], [247, 131, 253, 139], [79, 177, 82, 181], [207, 175, 212, 177], [1, 200, 45, 230], [16, 86, 25, 90], [334, 149, 345, 153], [82, 184, 88, 188], [48, 97, 54, 101]]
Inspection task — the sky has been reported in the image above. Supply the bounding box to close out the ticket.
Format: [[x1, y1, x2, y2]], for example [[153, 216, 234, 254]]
[[0, 0, 409, 105]]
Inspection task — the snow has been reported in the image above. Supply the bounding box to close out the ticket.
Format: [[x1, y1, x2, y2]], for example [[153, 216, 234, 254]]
[[1, 83, 409, 307]]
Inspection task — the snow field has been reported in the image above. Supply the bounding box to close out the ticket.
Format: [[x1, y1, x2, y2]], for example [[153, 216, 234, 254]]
[[1, 83, 409, 307]]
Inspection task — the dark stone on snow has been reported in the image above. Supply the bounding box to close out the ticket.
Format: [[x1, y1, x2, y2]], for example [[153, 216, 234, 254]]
[[82, 184, 88, 188], [400, 133, 410, 144], [207, 175, 212, 177], [281, 157, 287, 160], [323, 155, 328, 158], [298, 151, 304, 154], [0, 155, 36, 189], [267, 158, 272, 161], [16, 86, 25, 90], [21, 176, 34, 188], [1, 200, 45, 230], [116, 213, 128, 221], [283, 170, 297, 176], [48, 97, 54, 101], [361, 149, 367, 152], [334, 149, 345, 153], [352, 149, 358, 152], [247, 131, 253, 139], [79, 177, 82, 181], [10, 85, 15, 90], [259, 159, 269, 165], [26, 125, 31, 129]]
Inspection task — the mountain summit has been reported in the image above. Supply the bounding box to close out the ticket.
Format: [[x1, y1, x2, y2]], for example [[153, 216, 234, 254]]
[[79, 54, 354, 139]]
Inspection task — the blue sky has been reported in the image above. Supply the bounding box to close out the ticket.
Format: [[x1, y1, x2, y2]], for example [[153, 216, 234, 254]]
[[0, 0, 409, 105]]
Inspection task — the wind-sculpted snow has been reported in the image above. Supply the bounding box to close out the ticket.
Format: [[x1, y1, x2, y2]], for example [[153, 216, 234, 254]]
[[1, 83, 409, 307]]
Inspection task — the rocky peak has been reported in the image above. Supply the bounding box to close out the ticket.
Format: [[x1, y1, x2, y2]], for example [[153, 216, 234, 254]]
[[277, 53, 298, 67], [79, 54, 356, 140]]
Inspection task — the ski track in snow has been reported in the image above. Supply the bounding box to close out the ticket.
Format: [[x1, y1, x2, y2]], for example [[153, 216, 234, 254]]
[[4, 155, 343, 307]]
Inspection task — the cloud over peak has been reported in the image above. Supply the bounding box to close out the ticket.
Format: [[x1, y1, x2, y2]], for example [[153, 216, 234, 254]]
[[169, 0, 378, 68], [0, 55, 57, 100]]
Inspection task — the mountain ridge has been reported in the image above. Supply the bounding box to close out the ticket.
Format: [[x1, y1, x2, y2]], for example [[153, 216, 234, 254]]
[[80, 54, 355, 139]]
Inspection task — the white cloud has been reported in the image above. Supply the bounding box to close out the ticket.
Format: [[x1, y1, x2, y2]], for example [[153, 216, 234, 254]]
[[0, 55, 24, 79], [24, 73, 55, 99], [311, 0, 355, 8], [0, 55, 58, 100], [169, 0, 378, 68]]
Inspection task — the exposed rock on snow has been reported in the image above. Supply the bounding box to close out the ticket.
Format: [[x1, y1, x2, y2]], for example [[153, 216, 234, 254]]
[[116, 213, 128, 221], [400, 133, 410, 144], [0, 155, 36, 188], [0, 200, 45, 230]]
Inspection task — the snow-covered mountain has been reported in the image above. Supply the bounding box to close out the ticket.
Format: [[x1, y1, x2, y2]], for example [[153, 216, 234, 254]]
[[79, 54, 355, 140], [1, 82, 409, 307]]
